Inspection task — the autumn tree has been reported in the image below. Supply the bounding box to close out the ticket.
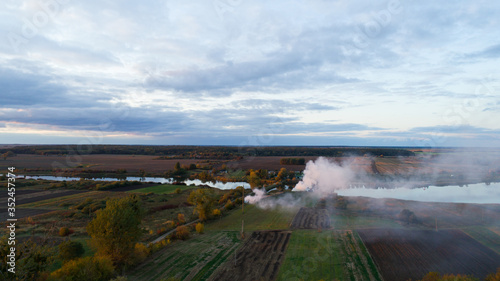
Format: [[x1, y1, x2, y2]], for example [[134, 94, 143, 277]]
[[0, 237, 55, 280], [86, 194, 143, 268], [50, 255, 115, 281], [187, 188, 218, 221], [247, 170, 262, 189], [276, 168, 288, 181]]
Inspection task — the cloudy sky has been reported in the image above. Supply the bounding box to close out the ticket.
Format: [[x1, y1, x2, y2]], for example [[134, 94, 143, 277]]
[[1, 0, 499, 147]]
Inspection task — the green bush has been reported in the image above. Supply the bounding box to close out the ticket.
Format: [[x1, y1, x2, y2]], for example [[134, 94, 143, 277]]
[[58, 240, 85, 262]]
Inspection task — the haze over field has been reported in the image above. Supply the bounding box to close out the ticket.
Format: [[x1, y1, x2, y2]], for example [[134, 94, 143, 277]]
[[1, 0, 500, 146]]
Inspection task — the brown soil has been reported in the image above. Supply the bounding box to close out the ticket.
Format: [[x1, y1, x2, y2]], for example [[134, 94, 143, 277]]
[[208, 230, 292, 281], [290, 207, 330, 229], [0, 154, 220, 173], [357, 228, 500, 281]]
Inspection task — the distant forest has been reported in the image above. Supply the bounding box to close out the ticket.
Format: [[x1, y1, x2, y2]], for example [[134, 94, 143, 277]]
[[0, 145, 415, 159]]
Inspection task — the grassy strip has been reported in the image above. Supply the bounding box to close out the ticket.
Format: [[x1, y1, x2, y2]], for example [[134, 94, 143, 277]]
[[276, 230, 343, 281], [127, 184, 195, 194], [18, 191, 101, 208], [207, 204, 297, 231]]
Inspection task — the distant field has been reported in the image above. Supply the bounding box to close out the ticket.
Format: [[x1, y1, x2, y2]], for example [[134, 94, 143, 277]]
[[207, 203, 297, 231], [127, 184, 196, 194], [129, 231, 241, 281], [18, 191, 125, 209], [225, 156, 375, 172], [0, 154, 218, 173], [357, 228, 500, 281], [462, 226, 500, 255], [277, 230, 382, 281]]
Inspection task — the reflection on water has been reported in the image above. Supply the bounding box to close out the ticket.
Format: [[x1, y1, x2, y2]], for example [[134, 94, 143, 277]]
[[10, 174, 500, 203], [336, 182, 500, 204], [18, 175, 250, 190]]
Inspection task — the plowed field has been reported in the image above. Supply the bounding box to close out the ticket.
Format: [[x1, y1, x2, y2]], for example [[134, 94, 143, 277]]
[[357, 228, 500, 281], [209, 230, 291, 281], [290, 207, 330, 229]]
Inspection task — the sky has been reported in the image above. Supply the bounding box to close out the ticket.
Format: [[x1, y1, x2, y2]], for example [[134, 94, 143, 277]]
[[0, 0, 499, 147]]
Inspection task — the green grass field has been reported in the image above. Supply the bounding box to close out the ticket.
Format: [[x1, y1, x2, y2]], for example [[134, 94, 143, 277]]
[[128, 231, 241, 281], [127, 184, 196, 194], [462, 226, 500, 254], [330, 211, 402, 230], [206, 204, 297, 231], [276, 230, 382, 281]]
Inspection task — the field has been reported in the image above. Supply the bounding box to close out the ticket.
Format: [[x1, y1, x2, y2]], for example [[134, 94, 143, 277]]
[[127, 184, 196, 194], [290, 207, 330, 229], [129, 231, 241, 281], [276, 230, 382, 281], [462, 226, 500, 254], [208, 230, 291, 281], [357, 228, 500, 281], [207, 202, 297, 232], [0, 154, 220, 174], [0, 189, 87, 206]]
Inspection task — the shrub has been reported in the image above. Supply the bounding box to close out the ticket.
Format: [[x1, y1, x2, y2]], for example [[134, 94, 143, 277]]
[[177, 213, 185, 224], [174, 188, 182, 194], [195, 223, 204, 234], [157, 227, 167, 235], [59, 227, 72, 237], [58, 240, 85, 262], [225, 200, 234, 210], [166, 220, 175, 229], [50, 255, 115, 281], [212, 208, 221, 217], [175, 226, 190, 240], [131, 243, 150, 265]]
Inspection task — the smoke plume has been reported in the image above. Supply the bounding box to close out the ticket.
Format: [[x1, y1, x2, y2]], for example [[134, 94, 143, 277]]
[[294, 157, 357, 195], [245, 188, 266, 204]]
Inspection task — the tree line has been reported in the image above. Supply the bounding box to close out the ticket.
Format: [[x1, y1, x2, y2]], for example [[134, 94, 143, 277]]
[[0, 145, 416, 158]]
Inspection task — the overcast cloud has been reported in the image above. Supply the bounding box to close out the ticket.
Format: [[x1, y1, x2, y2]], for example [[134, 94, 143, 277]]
[[0, 0, 499, 146]]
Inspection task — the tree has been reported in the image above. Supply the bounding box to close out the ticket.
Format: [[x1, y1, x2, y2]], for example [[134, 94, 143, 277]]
[[276, 168, 288, 181], [0, 237, 55, 280], [187, 188, 218, 221], [174, 162, 181, 172], [175, 226, 190, 240], [247, 170, 261, 189], [86, 194, 143, 268], [398, 209, 419, 224], [59, 240, 85, 262], [177, 213, 185, 224], [49, 256, 115, 281], [195, 223, 204, 234]]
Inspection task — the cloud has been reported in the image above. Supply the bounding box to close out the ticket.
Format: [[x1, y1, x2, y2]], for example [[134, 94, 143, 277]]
[[0, 0, 500, 145]]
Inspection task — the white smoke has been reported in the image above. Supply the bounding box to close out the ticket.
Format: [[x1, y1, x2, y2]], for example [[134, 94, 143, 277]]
[[294, 157, 356, 194], [256, 193, 303, 210], [245, 188, 303, 210], [244, 188, 267, 204]]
